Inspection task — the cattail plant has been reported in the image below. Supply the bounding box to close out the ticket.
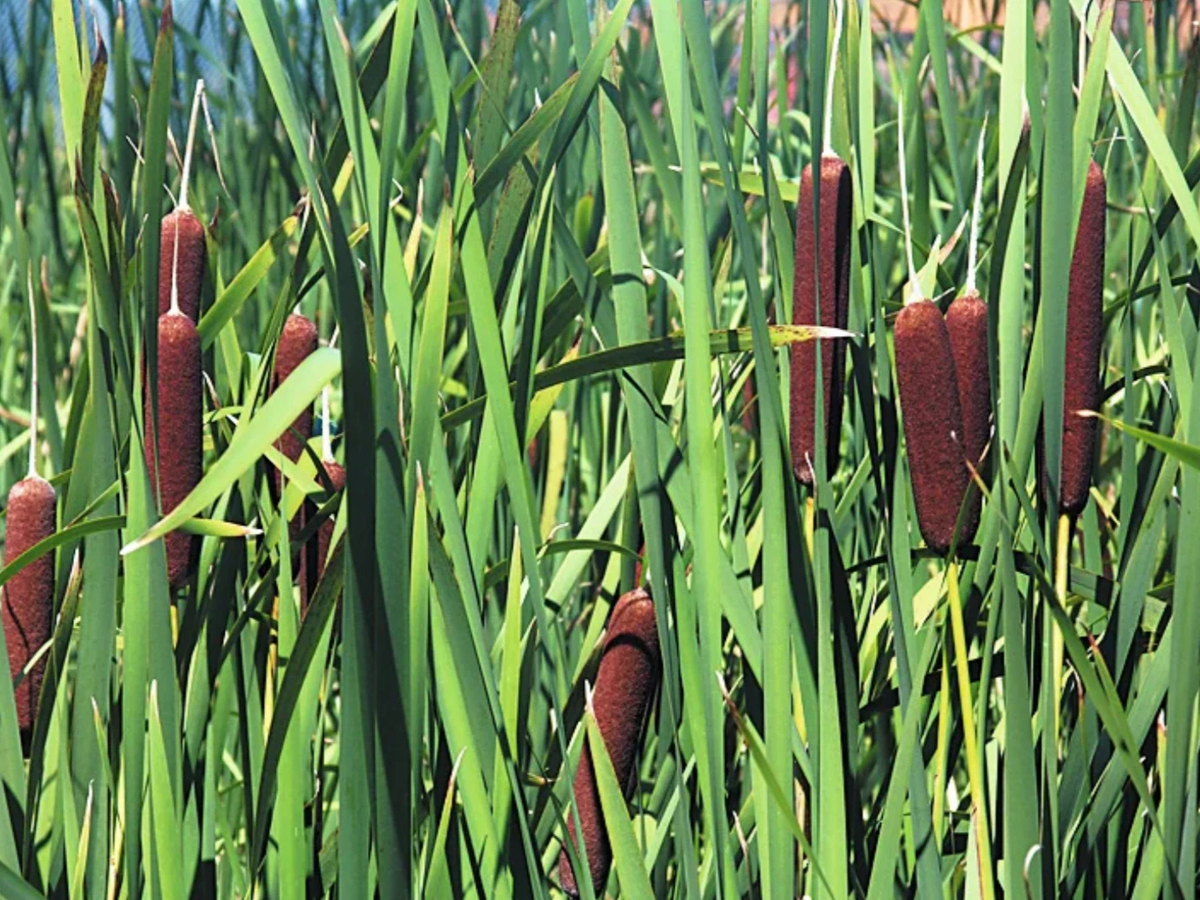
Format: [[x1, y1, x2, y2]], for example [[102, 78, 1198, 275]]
[[3, 273, 56, 750], [273, 311, 319, 491], [893, 106, 996, 895], [145, 82, 206, 589], [893, 103, 970, 555], [300, 386, 345, 618], [158, 81, 207, 321], [1054, 159, 1106, 517], [944, 123, 991, 544], [559, 588, 660, 897], [790, 0, 852, 484]]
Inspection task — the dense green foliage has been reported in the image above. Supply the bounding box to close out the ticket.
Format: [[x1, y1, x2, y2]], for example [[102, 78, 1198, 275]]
[[2, 0, 1200, 897]]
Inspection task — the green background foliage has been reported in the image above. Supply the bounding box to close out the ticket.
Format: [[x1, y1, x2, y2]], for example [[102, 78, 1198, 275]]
[[1, 0, 1199, 897]]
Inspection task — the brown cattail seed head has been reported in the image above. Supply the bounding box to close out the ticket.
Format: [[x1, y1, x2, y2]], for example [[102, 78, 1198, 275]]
[[559, 588, 660, 898], [2, 475, 56, 749], [790, 154, 852, 484], [894, 300, 970, 554], [273, 314, 319, 482], [1057, 160, 1106, 516], [159, 208, 206, 321], [145, 310, 203, 589], [945, 290, 990, 544], [300, 460, 345, 619]]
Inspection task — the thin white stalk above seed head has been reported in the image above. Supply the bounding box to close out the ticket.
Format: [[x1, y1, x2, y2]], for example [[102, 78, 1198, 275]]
[[26, 266, 39, 479], [965, 114, 987, 296], [823, 0, 845, 158], [178, 80, 205, 213], [897, 94, 922, 304]]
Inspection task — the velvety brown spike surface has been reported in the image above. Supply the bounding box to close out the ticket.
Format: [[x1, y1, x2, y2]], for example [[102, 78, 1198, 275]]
[[2, 475, 56, 748], [895, 300, 970, 554], [1058, 160, 1106, 516], [559, 589, 660, 898], [146, 311, 203, 589], [790, 154, 853, 484], [158, 208, 207, 321], [945, 290, 990, 544], [273, 314, 319, 489], [300, 460, 346, 619]]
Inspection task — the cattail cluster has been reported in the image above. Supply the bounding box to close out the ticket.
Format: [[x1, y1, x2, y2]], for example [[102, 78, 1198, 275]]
[[893, 104, 992, 554], [559, 588, 660, 897], [145, 310, 203, 588], [1050, 160, 1106, 516], [894, 300, 979, 553], [144, 80, 208, 589], [790, 154, 853, 484], [300, 459, 345, 618], [2, 475, 56, 749]]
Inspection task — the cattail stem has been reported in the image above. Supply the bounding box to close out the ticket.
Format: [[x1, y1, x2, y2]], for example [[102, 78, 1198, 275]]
[[1051, 513, 1070, 752], [26, 267, 38, 479], [930, 644, 952, 842], [966, 117, 987, 295], [822, 0, 844, 157], [897, 95, 921, 301], [179, 80, 205, 213], [321, 385, 333, 462], [946, 559, 996, 900], [1078, 0, 1088, 94], [169, 215, 182, 316], [804, 495, 815, 558]]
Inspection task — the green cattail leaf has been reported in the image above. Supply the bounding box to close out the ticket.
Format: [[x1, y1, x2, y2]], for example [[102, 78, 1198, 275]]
[[1080, 411, 1200, 471], [0, 515, 124, 591], [0, 862, 43, 900], [442, 325, 849, 432], [583, 708, 655, 900], [196, 214, 299, 348], [148, 683, 184, 900], [475, 73, 579, 202]]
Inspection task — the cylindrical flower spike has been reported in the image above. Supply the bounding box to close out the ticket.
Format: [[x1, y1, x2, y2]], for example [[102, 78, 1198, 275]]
[[1056, 160, 1106, 516], [2, 475, 56, 749], [273, 313, 319, 487], [790, 154, 853, 484], [945, 290, 989, 544], [559, 588, 660, 897], [894, 300, 971, 554], [158, 209, 206, 321], [300, 460, 345, 619], [146, 310, 203, 588]]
